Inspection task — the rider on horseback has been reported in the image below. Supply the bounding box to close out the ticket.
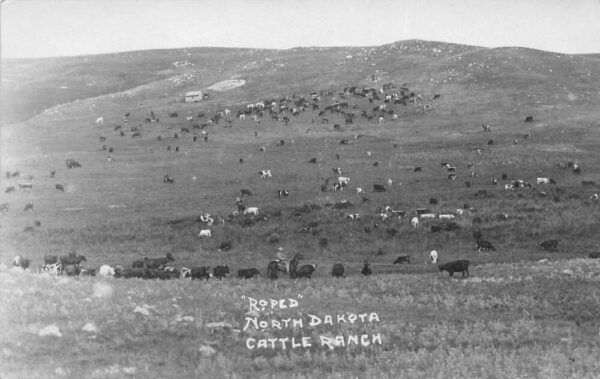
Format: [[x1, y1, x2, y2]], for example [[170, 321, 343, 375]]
[[276, 247, 289, 272]]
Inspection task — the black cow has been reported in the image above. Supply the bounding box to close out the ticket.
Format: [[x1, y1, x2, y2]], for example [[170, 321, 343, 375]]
[[190, 266, 211, 280], [538, 240, 558, 251], [414, 167, 422, 172], [393, 255, 411, 264], [132, 253, 175, 269], [331, 263, 345, 278], [296, 264, 317, 279], [361, 262, 372, 276], [439, 260, 470, 277], [475, 240, 496, 252], [238, 268, 261, 279], [218, 242, 232, 251], [525, 116, 533, 122], [240, 188, 253, 196], [373, 184, 386, 192], [213, 265, 230, 280]]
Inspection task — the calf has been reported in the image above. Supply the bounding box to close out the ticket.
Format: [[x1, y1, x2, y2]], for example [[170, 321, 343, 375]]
[[238, 268, 261, 279], [439, 260, 470, 277], [361, 262, 372, 276]]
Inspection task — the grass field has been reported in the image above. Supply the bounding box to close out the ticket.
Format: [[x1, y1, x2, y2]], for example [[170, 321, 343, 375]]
[[1, 40, 600, 377]]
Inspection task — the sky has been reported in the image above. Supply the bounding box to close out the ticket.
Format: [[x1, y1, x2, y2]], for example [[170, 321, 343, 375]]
[[1, 0, 600, 59]]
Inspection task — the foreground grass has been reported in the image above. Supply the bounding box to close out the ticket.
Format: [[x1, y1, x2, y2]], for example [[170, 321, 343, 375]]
[[1, 259, 599, 378]]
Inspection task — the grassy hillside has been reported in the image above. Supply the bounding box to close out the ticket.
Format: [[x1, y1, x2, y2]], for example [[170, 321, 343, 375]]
[[1, 39, 600, 378]]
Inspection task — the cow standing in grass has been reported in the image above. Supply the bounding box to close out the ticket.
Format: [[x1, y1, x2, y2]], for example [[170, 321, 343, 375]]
[[439, 260, 470, 277]]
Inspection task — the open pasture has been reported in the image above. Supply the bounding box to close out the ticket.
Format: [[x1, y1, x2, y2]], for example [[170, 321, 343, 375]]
[[1, 40, 600, 377]]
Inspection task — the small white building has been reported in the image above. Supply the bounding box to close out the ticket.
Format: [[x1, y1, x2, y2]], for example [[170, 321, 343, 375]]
[[185, 91, 203, 103]]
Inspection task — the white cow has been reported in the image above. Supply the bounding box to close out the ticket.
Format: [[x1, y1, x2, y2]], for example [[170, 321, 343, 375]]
[[346, 213, 360, 221], [107, 155, 116, 163], [411, 217, 419, 228], [244, 207, 259, 216], [259, 170, 272, 178], [199, 214, 214, 226], [239, 114, 246, 120], [392, 114, 398, 120], [420, 213, 437, 219], [98, 264, 116, 277], [388, 179, 393, 186], [429, 250, 438, 264], [95, 117, 104, 124], [337, 177, 350, 186], [456, 209, 465, 216], [198, 229, 212, 238], [439, 214, 455, 220], [537, 177, 550, 185], [356, 187, 364, 195]]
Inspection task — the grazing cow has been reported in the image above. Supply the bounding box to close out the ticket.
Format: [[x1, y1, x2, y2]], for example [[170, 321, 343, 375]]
[[95, 117, 104, 124], [277, 189, 289, 198], [331, 263, 345, 278], [475, 240, 496, 252], [238, 268, 261, 279], [5, 186, 15, 193], [107, 155, 116, 163], [337, 177, 350, 187], [296, 264, 317, 279], [411, 217, 419, 228], [303, 221, 318, 231], [132, 253, 175, 269], [198, 229, 212, 238], [65, 158, 81, 168], [213, 265, 230, 280], [23, 202, 34, 211], [525, 116, 533, 122], [259, 170, 272, 178], [394, 255, 411, 264], [164, 175, 175, 183], [429, 250, 438, 264], [414, 167, 422, 173], [482, 124, 491, 132], [373, 184, 386, 192], [41, 263, 63, 275], [439, 260, 470, 277], [244, 207, 259, 216], [13, 256, 30, 269], [433, 94, 441, 100], [420, 213, 436, 219], [339, 139, 349, 145], [346, 213, 360, 221], [356, 187, 364, 195], [439, 214, 455, 220], [537, 177, 550, 185], [240, 189, 253, 196], [308, 157, 317, 163], [1, 203, 9, 213], [18, 183, 33, 192], [333, 167, 342, 175], [361, 261, 372, 276], [190, 267, 211, 280], [538, 240, 559, 251]]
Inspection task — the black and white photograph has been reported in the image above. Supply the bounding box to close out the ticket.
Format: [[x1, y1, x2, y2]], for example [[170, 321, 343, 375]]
[[1, 0, 600, 377]]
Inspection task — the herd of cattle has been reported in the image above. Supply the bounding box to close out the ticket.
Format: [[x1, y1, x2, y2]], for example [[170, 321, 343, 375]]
[[10, 249, 471, 280], [2, 80, 599, 281]]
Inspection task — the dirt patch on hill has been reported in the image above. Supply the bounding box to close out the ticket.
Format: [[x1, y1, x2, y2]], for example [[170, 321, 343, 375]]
[[207, 79, 246, 92]]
